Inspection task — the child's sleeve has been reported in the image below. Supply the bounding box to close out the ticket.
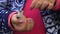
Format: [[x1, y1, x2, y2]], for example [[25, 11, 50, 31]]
[[0, 0, 7, 10], [0, 9, 17, 30], [0, 0, 16, 30], [53, 0, 60, 11], [7, 0, 25, 12]]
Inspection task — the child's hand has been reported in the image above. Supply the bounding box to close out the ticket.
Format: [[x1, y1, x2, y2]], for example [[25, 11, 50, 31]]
[[30, 0, 56, 10], [11, 14, 34, 31]]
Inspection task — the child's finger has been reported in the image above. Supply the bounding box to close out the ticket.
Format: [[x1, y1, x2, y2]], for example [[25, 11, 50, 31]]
[[47, 0, 55, 10], [28, 18, 34, 30], [26, 19, 30, 31], [30, 0, 39, 9], [26, 18, 34, 31], [35, 0, 42, 9], [49, 0, 56, 3], [40, 1, 48, 10], [47, 3, 54, 10]]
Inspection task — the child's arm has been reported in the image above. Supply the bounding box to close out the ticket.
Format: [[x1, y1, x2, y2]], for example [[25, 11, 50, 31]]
[[0, 0, 34, 31]]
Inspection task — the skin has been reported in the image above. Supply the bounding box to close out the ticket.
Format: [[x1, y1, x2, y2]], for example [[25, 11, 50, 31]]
[[11, 12, 34, 31], [30, 0, 56, 10]]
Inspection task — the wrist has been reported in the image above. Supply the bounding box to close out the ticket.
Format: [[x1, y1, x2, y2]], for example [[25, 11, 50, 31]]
[[10, 14, 17, 28]]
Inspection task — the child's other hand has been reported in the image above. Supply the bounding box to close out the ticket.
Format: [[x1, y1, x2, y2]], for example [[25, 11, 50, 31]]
[[11, 14, 34, 31], [30, 0, 56, 10]]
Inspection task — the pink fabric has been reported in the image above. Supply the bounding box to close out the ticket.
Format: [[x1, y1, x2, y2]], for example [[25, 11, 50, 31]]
[[14, 0, 46, 34], [8, 12, 17, 30], [53, 0, 60, 11]]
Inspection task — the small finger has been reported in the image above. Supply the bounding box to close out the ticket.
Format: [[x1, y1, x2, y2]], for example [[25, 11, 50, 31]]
[[40, 1, 48, 10], [49, 0, 56, 3], [26, 18, 34, 31], [35, 0, 42, 9], [30, 0, 39, 9], [26, 18, 31, 31], [47, 3, 54, 10]]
